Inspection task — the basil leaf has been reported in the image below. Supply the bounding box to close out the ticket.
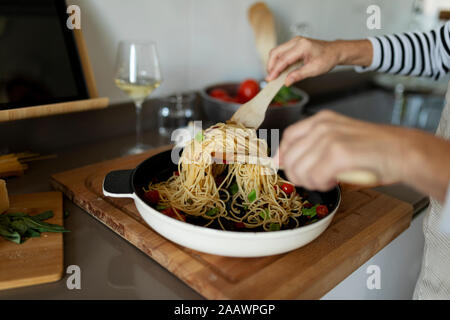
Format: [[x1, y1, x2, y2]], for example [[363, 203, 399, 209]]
[[260, 209, 269, 220], [205, 208, 219, 216], [302, 205, 318, 217], [229, 183, 239, 196], [11, 220, 28, 235], [0, 224, 21, 244], [25, 229, 41, 238], [22, 217, 70, 233], [156, 204, 168, 210], [195, 131, 205, 142], [247, 189, 257, 202], [32, 210, 54, 221], [269, 223, 280, 231]]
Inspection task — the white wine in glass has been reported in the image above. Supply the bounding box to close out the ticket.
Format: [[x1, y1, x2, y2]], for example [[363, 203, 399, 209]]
[[114, 41, 162, 155]]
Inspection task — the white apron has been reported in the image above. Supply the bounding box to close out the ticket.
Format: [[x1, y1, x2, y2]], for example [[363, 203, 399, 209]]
[[413, 80, 450, 299]]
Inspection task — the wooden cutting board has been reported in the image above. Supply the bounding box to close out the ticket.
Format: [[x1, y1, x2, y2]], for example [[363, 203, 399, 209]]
[[51, 146, 413, 299], [0, 191, 64, 290]]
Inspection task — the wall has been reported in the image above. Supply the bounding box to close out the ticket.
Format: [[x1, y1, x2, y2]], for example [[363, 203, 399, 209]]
[[72, 0, 423, 104]]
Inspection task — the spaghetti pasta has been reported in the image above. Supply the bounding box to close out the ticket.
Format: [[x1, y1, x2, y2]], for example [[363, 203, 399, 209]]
[[147, 123, 307, 231]]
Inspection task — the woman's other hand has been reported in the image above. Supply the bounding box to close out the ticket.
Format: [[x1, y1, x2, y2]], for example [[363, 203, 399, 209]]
[[266, 37, 373, 86], [276, 110, 450, 202]]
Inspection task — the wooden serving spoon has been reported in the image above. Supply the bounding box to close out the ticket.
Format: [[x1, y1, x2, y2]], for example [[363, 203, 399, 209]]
[[230, 62, 301, 129], [211, 152, 379, 186]]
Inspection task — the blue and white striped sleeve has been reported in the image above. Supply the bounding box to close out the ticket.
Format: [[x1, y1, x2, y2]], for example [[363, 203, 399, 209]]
[[355, 21, 450, 80]]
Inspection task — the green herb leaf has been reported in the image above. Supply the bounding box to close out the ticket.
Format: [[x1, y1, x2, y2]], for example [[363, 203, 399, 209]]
[[205, 208, 219, 217], [259, 209, 269, 220], [247, 189, 257, 202], [25, 229, 41, 238], [195, 131, 205, 142], [269, 223, 280, 231], [156, 204, 168, 210], [32, 210, 54, 221], [11, 220, 28, 235], [302, 205, 318, 218], [5, 212, 27, 219], [0, 224, 21, 244], [229, 183, 239, 196], [22, 217, 69, 233]]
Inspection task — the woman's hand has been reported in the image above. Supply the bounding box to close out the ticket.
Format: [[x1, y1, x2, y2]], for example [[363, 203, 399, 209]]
[[276, 110, 450, 202], [266, 37, 373, 86]]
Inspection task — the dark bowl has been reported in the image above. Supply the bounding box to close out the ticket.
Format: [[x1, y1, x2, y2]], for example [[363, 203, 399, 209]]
[[199, 82, 309, 130]]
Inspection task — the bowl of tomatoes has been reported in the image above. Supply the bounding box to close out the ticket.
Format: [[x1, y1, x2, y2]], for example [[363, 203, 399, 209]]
[[200, 79, 309, 130]]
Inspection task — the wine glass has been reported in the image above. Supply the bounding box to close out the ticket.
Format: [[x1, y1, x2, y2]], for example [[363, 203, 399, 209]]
[[114, 41, 162, 154]]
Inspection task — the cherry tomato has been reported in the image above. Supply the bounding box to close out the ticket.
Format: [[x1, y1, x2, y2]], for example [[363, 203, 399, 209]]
[[281, 183, 295, 195], [210, 88, 228, 99], [144, 190, 159, 204], [235, 222, 245, 229], [237, 79, 259, 101], [303, 202, 313, 209], [174, 171, 180, 176], [316, 205, 329, 218], [162, 208, 186, 221]]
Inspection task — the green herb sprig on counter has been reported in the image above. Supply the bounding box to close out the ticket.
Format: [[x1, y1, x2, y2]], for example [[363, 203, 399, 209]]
[[0, 210, 69, 244]]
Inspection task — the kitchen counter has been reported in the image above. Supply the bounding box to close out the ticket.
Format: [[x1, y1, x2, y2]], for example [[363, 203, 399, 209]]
[[0, 73, 435, 299], [0, 128, 427, 299]]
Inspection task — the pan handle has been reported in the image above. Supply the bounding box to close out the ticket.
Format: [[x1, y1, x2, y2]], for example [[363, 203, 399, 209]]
[[103, 170, 135, 198]]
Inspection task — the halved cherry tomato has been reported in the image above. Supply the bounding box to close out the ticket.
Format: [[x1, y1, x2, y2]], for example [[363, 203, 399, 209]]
[[174, 171, 180, 176], [237, 79, 259, 102], [144, 190, 159, 204], [316, 205, 329, 218], [210, 88, 228, 99], [281, 183, 294, 195], [162, 208, 186, 221], [235, 222, 245, 229]]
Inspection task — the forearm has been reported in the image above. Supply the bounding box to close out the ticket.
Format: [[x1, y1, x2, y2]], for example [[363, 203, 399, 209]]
[[331, 39, 373, 67], [400, 129, 450, 202]]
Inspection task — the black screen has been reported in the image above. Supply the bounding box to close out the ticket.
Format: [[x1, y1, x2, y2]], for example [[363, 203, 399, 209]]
[[0, 0, 88, 110]]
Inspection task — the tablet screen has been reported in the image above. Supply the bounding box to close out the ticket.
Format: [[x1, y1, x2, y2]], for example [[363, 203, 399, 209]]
[[0, 0, 88, 110]]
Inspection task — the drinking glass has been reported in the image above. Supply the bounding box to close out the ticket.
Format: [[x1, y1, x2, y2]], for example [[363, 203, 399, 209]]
[[114, 41, 162, 154]]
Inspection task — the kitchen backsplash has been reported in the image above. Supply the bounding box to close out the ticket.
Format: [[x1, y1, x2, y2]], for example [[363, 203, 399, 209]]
[[71, 0, 448, 104]]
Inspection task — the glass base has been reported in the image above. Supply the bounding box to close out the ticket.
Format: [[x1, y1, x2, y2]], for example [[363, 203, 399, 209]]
[[122, 143, 152, 155]]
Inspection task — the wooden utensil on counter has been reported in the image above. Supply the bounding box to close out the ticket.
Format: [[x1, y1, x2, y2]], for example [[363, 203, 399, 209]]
[[248, 2, 277, 71]]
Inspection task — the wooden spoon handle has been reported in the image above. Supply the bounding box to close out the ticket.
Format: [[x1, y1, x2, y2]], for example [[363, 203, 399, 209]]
[[263, 62, 302, 98], [336, 170, 379, 185], [212, 152, 379, 186]]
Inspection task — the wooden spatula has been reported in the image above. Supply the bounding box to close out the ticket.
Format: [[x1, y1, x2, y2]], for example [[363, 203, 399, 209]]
[[248, 2, 277, 71], [230, 62, 301, 129], [211, 152, 379, 186]]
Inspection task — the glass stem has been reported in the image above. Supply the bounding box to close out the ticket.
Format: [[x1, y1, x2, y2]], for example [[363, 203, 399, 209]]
[[135, 101, 143, 147]]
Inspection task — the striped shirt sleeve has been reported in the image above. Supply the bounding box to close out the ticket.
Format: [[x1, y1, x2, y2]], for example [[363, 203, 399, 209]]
[[355, 21, 450, 80]]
